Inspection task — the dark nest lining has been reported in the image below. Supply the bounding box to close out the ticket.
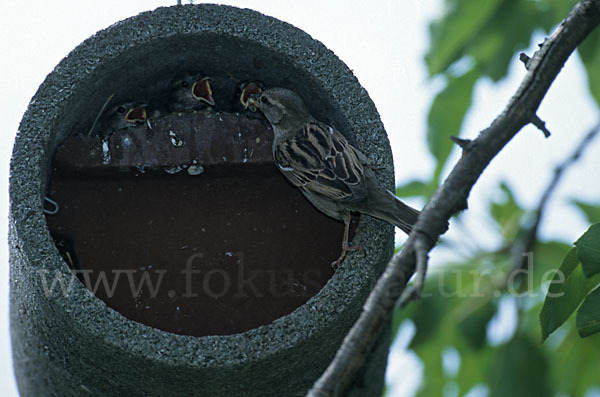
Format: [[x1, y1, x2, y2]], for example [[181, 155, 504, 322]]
[[39, 10, 369, 337], [46, 110, 357, 336]]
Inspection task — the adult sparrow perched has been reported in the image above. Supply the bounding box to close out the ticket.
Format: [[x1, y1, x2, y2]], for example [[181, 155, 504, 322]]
[[169, 72, 215, 112], [248, 87, 420, 268]]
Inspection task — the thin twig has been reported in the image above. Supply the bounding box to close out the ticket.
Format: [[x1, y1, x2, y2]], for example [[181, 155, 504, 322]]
[[397, 236, 429, 306], [511, 120, 600, 273], [87, 93, 115, 136], [450, 135, 473, 150], [531, 114, 552, 137], [520, 52, 532, 69], [307, 1, 600, 395]]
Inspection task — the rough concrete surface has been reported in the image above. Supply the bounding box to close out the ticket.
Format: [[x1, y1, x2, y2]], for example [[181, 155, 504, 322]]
[[9, 4, 395, 396]]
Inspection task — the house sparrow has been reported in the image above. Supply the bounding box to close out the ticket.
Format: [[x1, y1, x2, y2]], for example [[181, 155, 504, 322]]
[[248, 87, 420, 268], [226, 80, 267, 119], [239, 81, 265, 111], [99, 101, 148, 134], [169, 72, 215, 112]]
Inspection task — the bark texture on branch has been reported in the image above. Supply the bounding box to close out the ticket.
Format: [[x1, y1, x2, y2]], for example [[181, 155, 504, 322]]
[[308, 1, 600, 395]]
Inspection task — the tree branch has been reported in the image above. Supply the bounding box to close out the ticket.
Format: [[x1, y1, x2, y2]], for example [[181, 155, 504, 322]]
[[307, 1, 600, 395], [531, 114, 552, 137], [511, 120, 600, 274]]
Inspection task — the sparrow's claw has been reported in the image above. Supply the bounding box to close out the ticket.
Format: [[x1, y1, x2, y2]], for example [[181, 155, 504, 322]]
[[330, 242, 364, 270], [331, 257, 343, 270], [342, 241, 364, 253]]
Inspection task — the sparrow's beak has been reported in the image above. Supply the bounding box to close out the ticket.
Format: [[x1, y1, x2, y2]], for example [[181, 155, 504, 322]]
[[245, 93, 261, 112], [192, 77, 215, 106], [125, 106, 147, 123], [240, 83, 263, 109]]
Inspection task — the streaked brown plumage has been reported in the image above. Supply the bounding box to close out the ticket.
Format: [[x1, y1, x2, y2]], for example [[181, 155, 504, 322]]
[[249, 87, 420, 268]]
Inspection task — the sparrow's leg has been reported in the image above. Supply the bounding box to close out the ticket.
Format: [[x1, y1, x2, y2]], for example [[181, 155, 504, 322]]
[[331, 217, 363, 270]]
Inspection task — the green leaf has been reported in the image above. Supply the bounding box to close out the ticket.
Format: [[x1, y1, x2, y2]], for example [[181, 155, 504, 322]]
[[456, 346, 494, 395], [578, 28, 600, 108], [413, 338, 446, 397], [576, 286, 600, 338], [530, 241, 572, 287], [488, 333, 551, 397], [439, 0, 560, 83], [544, 0, 579, 23], [458, 299, 497, 350], [408, 291, 450, 349], [572, 200, 600, 224], [467, 26, 505, 79], [575, 223, 600, 277], [470, 0, 572, 81], [466, 0, 535, 81], [406, 259, 489, 348], [489, 182, 524, 240], [426, 0, 503, 75], [391, 305, 413, 340], [553, 324, 600, 394], [427, 68, 479, 181], [395, 179, 434, 198], [539, 248, 600, 341]]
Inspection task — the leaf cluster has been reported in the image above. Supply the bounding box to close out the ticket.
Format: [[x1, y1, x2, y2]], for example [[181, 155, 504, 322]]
[[389, 0, 600, 395]]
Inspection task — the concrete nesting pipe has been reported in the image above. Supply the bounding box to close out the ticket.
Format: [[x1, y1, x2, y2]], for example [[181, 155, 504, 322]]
[[9, 4, 396, 396]]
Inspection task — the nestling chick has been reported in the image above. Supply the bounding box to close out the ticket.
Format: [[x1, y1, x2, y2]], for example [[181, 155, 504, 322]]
[[227, 80, 267, 118], [169, 72, 215, 112], [239, 81, 265, 111], [98, 101, 148, 134], [248, 87, 420, 268]]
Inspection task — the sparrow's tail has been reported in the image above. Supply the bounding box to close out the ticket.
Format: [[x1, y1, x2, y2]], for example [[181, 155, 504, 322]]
[[363, 184, 420, 235], [359, 167, 421, 234], [380, 190, 420, 235]]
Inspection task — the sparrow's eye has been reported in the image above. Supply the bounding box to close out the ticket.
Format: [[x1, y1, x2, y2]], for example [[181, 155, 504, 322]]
[[181, 80, 189, 88], [116, 106, 126, 114], [261, 96, 270, 104]]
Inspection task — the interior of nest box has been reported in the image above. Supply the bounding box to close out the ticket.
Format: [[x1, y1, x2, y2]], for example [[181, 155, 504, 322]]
[[43, 35, 356, 336]]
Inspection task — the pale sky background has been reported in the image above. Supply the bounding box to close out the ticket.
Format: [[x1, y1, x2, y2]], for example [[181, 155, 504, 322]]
[[1, 1, 599, 396]]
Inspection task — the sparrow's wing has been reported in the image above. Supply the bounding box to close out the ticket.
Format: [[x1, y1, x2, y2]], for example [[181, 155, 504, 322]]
[[274, 121, 366, 202]]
